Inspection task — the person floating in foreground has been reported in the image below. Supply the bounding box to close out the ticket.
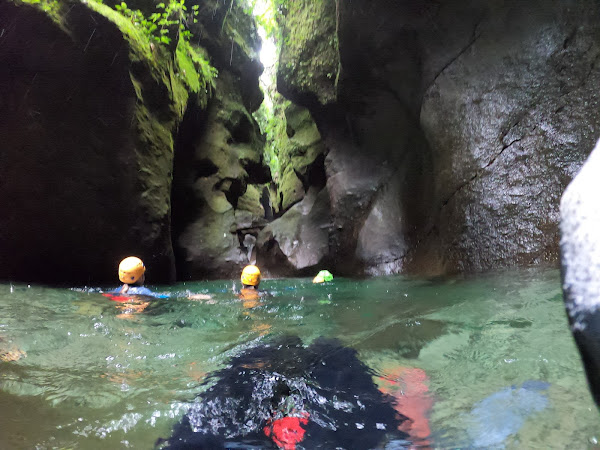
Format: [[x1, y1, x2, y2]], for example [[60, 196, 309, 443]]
[[159, 335, 414, 449], [103, 257, 211, 318]]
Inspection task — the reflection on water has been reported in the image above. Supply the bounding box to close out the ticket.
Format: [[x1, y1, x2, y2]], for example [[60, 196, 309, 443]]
[[0, 268, 597, 448]]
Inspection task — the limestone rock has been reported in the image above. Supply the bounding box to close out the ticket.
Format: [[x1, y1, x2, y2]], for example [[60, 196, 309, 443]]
[[277, 0, 339, 106], [172, 72, 270, 279], [257, 187, 331, 274], [276, 104, 326, 212]]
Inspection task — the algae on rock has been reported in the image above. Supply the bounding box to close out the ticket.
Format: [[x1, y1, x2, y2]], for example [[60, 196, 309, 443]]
[[276, 103, 327, 212], [277, 0, 340, 105]]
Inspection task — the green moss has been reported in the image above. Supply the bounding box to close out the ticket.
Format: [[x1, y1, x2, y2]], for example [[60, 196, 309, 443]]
[[13, 0, 62, 23], [87, 1, 156, 63], [87, 0, 217, 113], [277, 0, 339, 104], [175, 40, 217, 108]]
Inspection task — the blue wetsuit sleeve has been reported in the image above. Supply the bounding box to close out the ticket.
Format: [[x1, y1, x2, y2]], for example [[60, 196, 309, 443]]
[[125, 286, 169, 298]]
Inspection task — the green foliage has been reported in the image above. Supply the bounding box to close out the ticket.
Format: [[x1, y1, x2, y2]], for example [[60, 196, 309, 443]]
[[242, 0, 285, 179], [176, 39, 218, 102], [243, 0, 280, 41], [113, 0, 199, 46], [254, 92, 290, 181], [104, 0, 217, 104]]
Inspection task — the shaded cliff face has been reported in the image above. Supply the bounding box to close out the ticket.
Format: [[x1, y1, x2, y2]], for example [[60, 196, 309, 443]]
[[171, 0, 269, 280], [0, 0, 265, 284], [0, 0, 186, 283], [272, 0, 600, 276], [171, 73, 269, 280]]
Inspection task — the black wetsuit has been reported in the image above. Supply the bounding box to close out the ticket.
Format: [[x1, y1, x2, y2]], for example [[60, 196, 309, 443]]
[[161, 336, 410, 449]]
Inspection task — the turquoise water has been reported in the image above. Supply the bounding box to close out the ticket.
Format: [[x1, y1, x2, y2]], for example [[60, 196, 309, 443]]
[[0, 268, 597, 448]]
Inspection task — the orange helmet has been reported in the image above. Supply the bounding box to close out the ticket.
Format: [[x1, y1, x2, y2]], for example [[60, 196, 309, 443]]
[[118, 257, 145, 284], [241, 265, 261, 287]]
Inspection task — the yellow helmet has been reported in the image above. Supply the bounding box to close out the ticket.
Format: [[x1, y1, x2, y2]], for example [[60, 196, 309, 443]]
[[118, 256, 146, 284], [241, 265, 261, 286]]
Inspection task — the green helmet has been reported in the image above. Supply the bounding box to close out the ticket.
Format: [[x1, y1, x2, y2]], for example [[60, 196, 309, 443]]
[[313, 270, 333, 283]]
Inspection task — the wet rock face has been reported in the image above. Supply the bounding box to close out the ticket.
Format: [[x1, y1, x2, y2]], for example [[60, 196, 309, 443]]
[[0, 1, 177, 283], [277, 0, 600, 276], [254, 103, 330, 276], [277, 0, 339, 106], [415, 0, 600, 274]]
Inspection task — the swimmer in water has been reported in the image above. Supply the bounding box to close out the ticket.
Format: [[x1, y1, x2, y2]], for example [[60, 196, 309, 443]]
[[161, 335, 412, 449], [105, 257, 211, 318], [238, 265, 262, 306]]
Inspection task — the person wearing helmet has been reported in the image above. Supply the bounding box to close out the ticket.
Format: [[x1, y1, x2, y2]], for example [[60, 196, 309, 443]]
[[117, 256, 150, 295], [241, 265, 261, 289], [103, 256, 211, 319], [101, 256, 156, 318], [239, 265, 262, 305], [312, 270, 333, 284], [113, 256, 211, 299]]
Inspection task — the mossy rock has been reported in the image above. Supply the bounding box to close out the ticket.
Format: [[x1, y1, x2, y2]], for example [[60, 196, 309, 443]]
[[277, 0, 339, 105], [278, 166, 305, 211], [0, 0, 212, 283], [275, 104, 326, 212]]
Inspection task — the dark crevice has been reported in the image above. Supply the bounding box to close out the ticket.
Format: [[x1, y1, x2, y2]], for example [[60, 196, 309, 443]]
[[216, 177, 244, 209], [171, 99, 211, 280], [286, 121, 296, 138], [293, 153, 327, 193], [194, 158, 219, 178], [260, 186, 273, 220], [243, 159, 271, 184], [226, 112, 253, 144], [563, 28, 577, 49]]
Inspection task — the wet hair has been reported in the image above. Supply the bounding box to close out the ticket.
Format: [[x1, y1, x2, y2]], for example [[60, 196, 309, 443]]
[[161, 335, 410, 449]]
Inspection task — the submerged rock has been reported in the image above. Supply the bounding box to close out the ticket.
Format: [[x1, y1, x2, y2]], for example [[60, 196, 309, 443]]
[[464, 381, 550, 447]]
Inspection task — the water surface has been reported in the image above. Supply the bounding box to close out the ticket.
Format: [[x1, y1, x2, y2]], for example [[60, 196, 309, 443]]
[[0, 268, 597, 448]]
